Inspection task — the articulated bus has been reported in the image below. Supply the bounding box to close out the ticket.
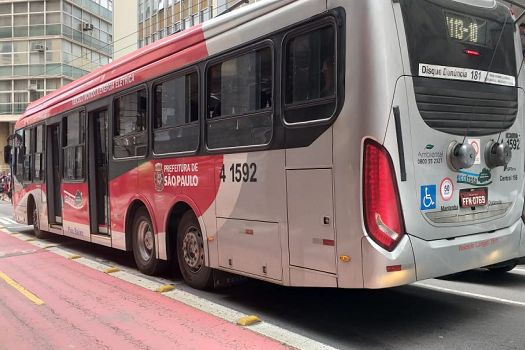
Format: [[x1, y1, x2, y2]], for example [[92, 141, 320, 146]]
[[12, 0, 525, 289]]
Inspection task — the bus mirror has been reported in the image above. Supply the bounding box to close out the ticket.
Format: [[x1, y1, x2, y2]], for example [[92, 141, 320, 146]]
[[484, 141, 511, 169], [3, 144, 11, 164], [447, 141, 475, 171]]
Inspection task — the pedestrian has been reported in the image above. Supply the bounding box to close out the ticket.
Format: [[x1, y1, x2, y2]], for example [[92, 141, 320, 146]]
[[0, 178, 6, 201]]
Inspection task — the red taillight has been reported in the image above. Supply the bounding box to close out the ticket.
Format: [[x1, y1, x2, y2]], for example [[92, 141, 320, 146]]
[[463, 49, 480, 56], [363, 139, 405, 252]]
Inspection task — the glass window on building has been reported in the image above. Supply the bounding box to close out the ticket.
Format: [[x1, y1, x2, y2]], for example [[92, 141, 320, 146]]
[[46, 51, 60, 63], [46, 0, 61, 11], [14, 80, 28, 90], [46, 78, 60, 90], [30, 2, 45, 12], [1, 43, 12, 53], [14, 15, 28, 26], [0, 16, 12, 27], [13, 66, 27, 75], [30, 14, 44, 25], [73, 6, 82, 19], [0, 54, 11, 65], [0, 3, 11, 14], [14, 92, 28, 103], [0, 93, 11, 103], [14, 2, 28, 14], [47, 13, 60, 24], [63, 2, 72, 14], [30, 26, 45, 36], [30, 52, 45, 64], [14, 41, 28, 52], [0, 81, 12, 91], [30, 91, 44, 102], [0, 28, 13, 38], [14, 27, 29, 37], [14, 53, 29, 64]]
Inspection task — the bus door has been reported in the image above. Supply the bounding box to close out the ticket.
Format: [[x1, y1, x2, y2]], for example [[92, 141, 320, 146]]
[[46, 123, 62, 225], [88, 109, 110, 236]]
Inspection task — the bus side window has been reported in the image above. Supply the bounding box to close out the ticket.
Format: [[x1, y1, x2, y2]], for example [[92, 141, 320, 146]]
[[153, 71, 199, 155], [113, 89, 148, 158], [206, 46, 273, 149], [284, 23, 337, 124], [63, 111, 85, 181], [23, 128, 32, 183], [14, 130, 23, 181], [33, 125, 44, 182]]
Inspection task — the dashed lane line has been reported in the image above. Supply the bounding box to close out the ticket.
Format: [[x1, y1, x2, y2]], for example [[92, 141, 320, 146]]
[[414, 282, 525, 307], [0, 270, 44, 305]]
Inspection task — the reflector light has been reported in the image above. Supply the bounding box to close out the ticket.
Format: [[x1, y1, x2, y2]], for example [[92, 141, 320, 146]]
[[323, 239, 335, 246], [386, 265, 402, 273], [363, 139, 405, 252], [463, 49, 480, 56]]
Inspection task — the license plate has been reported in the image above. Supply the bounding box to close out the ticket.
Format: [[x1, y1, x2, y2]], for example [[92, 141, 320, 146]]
[[459, 188, 487, 208]]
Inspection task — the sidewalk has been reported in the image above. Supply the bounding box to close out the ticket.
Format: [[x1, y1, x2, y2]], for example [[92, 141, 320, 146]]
[[0, 231, 293, 350]]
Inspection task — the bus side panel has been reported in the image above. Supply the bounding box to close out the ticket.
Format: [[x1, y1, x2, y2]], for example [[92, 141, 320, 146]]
[[61, 183, 90, 241], [214, 151, 286, 282], [137, 156, 221, 261], [329, 0, 407, 288], [109, 166, 138, 248]]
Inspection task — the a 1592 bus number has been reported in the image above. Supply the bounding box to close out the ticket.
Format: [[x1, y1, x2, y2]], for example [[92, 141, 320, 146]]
[[220, 163, 258, 183]]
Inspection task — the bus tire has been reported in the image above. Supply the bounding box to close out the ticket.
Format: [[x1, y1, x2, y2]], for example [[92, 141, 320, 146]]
[[177, 211, 213, 290], [32, 204, 49, 239], [132, 207, 165, 275], [487, 262, 517, 273]]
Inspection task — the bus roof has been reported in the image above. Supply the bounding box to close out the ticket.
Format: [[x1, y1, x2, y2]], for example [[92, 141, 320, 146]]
[[15, 0, 300, 130]]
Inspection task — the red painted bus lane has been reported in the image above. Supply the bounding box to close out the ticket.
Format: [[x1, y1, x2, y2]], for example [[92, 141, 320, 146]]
[[0, 233, 292, 350]]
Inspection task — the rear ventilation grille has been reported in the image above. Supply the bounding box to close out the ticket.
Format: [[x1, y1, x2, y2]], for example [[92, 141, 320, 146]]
[[413, 77, 518, 136]]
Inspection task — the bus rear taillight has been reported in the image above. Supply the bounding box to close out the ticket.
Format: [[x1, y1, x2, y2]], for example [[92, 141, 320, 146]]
[[363, 139, 405, 252]]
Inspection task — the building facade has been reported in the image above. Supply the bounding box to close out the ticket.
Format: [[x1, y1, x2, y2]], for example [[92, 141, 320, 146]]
[[0, 0, 113, 172], [114, 0, 259, 60]]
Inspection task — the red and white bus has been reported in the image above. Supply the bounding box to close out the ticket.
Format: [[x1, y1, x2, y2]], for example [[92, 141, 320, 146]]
[[13, 0, 525, 289]]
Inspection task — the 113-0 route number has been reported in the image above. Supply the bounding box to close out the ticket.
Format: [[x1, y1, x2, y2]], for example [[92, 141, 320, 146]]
[[220, 163, 257, 183]]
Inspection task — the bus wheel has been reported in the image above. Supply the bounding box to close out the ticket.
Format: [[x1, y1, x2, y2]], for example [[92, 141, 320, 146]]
[[32, 205, 48, 239], [177, 211, 213, 290], [488, 262, 517, 273], [132, 207, 164, 275]]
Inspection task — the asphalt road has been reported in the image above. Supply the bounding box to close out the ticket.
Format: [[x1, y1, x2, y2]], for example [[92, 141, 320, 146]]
[[1, 201, 524, 350]]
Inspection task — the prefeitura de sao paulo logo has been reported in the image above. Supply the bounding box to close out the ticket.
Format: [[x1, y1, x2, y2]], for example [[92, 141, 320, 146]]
[[154, 163, 164, 192]]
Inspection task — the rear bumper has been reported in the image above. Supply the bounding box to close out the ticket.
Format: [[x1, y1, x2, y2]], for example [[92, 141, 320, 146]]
[[361, 219, 522, 288], [411, 219, 522, 280]]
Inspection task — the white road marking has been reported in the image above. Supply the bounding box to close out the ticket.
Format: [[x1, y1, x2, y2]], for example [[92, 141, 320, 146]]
[[0, 217, 18, 225], [414, 282, 525, 307]]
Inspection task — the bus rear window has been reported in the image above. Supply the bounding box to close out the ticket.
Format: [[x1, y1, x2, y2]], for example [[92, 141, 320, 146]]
[[399, 0, 516, 79]]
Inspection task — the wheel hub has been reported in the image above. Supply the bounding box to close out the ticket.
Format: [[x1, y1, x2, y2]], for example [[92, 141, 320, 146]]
[[137, 221, 153, 262], [182, 228, 202, 270]]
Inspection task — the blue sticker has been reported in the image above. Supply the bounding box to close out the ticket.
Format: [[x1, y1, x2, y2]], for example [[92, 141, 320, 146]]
[[420, 185, 436, 210]]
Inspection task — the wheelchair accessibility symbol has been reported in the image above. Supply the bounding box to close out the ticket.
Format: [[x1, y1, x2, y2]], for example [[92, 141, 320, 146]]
[[420, 185, 436, 210]]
